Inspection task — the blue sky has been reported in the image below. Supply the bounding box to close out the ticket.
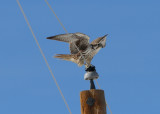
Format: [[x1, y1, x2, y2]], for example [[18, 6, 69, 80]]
[[0, 0, 160, 114]]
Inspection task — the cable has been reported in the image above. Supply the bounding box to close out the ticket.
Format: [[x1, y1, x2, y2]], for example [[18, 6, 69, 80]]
[[16, 0, 72, 114], [45, 0, 90, 67], [44, 0, 112, 113]]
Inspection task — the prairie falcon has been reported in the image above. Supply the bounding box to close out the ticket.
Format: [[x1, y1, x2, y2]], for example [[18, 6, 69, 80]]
[[46, 33, 107, 68]]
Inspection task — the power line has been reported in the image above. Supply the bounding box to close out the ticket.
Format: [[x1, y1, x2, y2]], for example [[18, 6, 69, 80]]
[[16, 0, 72, 114], [45, 0, 89, 67]]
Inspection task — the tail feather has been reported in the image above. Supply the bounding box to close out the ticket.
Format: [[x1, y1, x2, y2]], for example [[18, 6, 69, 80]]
[[54, 54, 76, 63], [54, 54, 84, 66]]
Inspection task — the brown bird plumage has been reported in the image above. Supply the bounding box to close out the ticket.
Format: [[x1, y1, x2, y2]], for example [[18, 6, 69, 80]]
[[47, 32, 107, 68]]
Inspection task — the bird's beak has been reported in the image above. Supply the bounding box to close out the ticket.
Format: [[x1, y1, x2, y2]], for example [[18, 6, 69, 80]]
[[46, 37, 52, 39], [103, 34, 108, 38], [100, 34, 108, 48]]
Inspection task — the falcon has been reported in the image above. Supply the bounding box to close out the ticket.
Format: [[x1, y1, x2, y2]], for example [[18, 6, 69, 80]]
[[46, 33, 107, 68]]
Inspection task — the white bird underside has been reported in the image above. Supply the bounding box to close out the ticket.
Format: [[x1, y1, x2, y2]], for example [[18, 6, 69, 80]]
[[46, 32, 107, 67]]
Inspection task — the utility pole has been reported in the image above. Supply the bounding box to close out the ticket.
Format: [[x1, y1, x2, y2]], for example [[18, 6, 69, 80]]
[[80, 66, 106, 114]]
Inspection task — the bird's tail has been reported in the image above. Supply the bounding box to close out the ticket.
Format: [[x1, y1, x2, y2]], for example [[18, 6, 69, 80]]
[[54, 54, 74, 61], [54, 54, 83, 66]]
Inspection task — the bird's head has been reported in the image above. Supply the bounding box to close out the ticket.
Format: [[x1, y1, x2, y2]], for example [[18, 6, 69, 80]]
[[100, 34, 108, 48]]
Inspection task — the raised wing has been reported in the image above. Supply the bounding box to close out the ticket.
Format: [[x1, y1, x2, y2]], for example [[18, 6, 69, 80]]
[[69, 33, 90, 54], [47, 32, 90, 54], [46, 33, 78, 43], [46, 32, 90, 43], [74, 32, 90, 41], [70, 40, 89, 54]]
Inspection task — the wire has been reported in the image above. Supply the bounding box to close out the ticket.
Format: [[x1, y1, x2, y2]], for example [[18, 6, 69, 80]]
[[16, 0, 72, 114], [45, 0, 90, 67], [44, 0, 112, 114]]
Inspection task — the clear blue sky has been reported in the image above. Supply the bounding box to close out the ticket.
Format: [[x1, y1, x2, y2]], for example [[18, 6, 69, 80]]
[[0, 0, 160, 114]]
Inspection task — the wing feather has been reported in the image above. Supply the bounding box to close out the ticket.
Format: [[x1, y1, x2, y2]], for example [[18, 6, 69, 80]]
[[46, 33, 90, 43], [46, 33, 78, 43], [74, 32, 90, 41], [70, 33, 90, 54], [47, 33, 90, 54]]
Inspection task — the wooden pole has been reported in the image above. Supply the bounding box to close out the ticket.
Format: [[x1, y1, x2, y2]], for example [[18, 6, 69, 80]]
[[80, 89, 106, 114]]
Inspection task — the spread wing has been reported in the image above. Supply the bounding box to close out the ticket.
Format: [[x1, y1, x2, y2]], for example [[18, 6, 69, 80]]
[[46, 32, 89, 43], [74, 32, 90, 40], [70, 33, 90, 54], [46, 33, 78, 43], [46, 32, 90, 54], [91, 34, 108, 47]]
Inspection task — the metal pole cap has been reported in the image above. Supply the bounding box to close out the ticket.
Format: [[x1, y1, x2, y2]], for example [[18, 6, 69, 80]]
[[84, 71, 99, 80]]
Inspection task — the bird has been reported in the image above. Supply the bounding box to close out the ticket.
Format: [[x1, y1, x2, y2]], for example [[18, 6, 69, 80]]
[[46, 33, 107, 68]]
